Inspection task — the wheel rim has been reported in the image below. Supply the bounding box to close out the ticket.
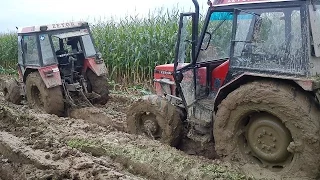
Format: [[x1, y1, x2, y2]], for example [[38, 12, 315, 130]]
[[31, 85, 44, 108], [138, 112, 161, 139], [238, 112, 293, 171]]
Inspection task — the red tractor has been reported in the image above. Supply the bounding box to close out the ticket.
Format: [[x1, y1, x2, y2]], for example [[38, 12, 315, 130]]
[[127, 0, 320, 178], [2, 21, 109, 116]]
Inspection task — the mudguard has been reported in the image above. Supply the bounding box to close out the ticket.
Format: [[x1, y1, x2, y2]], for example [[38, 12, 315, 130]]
[[213, 72, 317, 110], [83, 58, 108, 76], [37, 65, 62, 88]]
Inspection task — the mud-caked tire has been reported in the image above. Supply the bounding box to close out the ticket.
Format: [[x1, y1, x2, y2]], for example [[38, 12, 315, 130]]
[[3, 79, 22, 104], [126, 95, 183, 147], [86, 70, 109, 105], [214, 81, 320, 179], [26, 72, 64, 116]]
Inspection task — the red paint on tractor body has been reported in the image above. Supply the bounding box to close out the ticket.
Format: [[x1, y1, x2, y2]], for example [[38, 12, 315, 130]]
[[83, 58, 108, 76], [37, 65, 62, 88], [211, 60, 229, 90], [154, 64, 176, 95], [153, 61, 230, 96]]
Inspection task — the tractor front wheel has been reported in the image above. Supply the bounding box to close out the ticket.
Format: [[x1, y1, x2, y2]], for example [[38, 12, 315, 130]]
[[214, 81, 320, 179], [126, 95, 183, 147], [26, 72, 64, 116], [86, 70, 109, 105]]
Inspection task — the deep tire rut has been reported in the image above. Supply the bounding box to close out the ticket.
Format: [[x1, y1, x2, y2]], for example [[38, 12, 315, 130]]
[[0, 93, 246, 180]]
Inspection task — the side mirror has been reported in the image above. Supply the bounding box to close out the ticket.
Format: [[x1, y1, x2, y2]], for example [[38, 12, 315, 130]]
[[201, 32, 212, 50]]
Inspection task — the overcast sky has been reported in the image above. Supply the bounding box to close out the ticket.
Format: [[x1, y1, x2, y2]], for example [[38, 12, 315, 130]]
[[0, 0, 208, 32]]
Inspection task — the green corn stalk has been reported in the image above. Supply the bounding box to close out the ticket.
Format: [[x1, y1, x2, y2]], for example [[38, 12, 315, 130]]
[[0, 7, 199, 87]]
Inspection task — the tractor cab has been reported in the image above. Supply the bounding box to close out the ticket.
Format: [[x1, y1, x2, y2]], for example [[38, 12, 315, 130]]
[[170, 0, 320, 129], [14, 22, 109, 116], [18, 22, 99, 72]]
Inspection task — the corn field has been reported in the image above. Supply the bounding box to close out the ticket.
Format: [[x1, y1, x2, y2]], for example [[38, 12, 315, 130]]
[[0, 8, 184, 84], [0, 33, 18, 74]]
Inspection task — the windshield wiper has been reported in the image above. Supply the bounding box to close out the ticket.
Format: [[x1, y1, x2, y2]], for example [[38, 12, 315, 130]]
[[210, 13, 232, 35], [234, 8, 261, 17]]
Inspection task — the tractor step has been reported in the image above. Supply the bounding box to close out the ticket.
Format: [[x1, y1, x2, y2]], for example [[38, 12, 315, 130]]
[[187, 99, 214, 127]]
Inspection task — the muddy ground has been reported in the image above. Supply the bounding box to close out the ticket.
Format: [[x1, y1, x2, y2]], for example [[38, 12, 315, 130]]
[[0, 89, 254, 180]]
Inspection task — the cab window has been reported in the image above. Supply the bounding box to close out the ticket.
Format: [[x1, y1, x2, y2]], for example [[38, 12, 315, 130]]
[[81, 34, 96, 57], [231, 7, 304, 74], [310, 5, 320, 57], [18, 36, 23, 65], [39, 34, 56, 65], [198, 11, 233, 62], [23, 35, 39, 66]]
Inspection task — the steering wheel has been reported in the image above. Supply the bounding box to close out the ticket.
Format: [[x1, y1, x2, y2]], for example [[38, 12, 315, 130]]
[[57, 51, 83, 59]]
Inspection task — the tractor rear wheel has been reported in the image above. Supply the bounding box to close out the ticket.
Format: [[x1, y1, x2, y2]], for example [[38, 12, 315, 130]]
[[126, 95, 183, 147], [26, 72, 64, 116], [3, 79, 22, 104], [86, 70, 109, 105], [214, 81, 320, 179]]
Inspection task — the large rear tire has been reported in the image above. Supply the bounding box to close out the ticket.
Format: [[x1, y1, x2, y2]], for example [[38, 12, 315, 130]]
[[214, 81, 320, 179], [86, 70, 109, 105], [126, 95, 183, 147], [3, 79, 22, 104], [26, 72, 64, 116]]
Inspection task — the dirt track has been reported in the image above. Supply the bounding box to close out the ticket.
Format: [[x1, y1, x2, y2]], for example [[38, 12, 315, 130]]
[[0, 92, 247, 180]]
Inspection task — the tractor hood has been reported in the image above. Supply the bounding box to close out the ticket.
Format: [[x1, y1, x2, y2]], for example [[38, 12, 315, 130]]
[[154, 63, 190, 75], [154, 64, 175, 75]]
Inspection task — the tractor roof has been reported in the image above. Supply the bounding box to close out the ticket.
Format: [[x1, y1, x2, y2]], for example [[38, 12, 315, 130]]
[[213, 0, 303, 6], [18, 21, 89, 34]]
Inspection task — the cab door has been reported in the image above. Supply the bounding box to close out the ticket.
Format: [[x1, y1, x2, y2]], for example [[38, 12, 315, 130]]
[[174, 13, 197, 108]]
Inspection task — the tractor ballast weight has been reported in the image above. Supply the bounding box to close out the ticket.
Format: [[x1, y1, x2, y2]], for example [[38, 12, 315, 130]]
[[127, 0, 320, 179]]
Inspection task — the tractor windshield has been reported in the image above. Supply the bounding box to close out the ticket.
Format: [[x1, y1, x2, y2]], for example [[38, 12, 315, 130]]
[[198, 11, 233, 61], [199, 7, 304, 75], [51, 28, 97, 58]]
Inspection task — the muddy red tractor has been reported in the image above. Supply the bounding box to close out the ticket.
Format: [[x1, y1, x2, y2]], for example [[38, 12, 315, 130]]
[[2, 21, 109, 116], [127, 0, 320, 178]]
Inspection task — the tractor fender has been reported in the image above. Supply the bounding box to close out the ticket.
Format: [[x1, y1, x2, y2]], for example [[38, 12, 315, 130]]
[[24, 65, 62, 88], [213, 72, 316, 111], [38, 65, 62, 88], [83, 58, 108, 76]]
